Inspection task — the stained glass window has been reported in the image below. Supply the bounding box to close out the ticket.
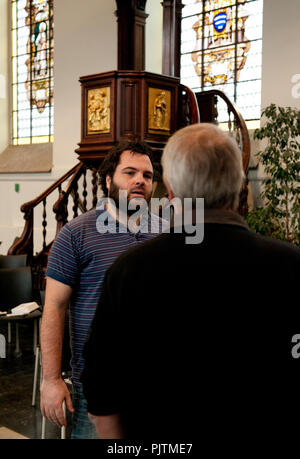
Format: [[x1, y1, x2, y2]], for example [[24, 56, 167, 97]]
[[181, 0, 263, 121], [11, 0, 54, 145]]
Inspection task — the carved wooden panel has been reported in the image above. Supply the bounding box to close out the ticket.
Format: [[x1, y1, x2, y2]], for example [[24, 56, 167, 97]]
[[148, 88, 171, 134], [143, 76, 178, 147], [87, 87, 110, 135], [75, 71, 180, 164], [118, 79, 140, 139], [76, 71, 117, 162]]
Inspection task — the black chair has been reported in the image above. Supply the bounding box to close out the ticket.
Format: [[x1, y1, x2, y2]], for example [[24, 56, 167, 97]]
[[0, 254, 27, 269], [0, 266, 41, 356]]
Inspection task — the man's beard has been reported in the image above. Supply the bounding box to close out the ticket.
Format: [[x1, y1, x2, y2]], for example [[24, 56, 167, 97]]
[[108, 180, 151, 216]]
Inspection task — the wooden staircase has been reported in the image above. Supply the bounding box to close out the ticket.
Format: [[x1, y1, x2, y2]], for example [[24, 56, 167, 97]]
[[8, 87, 250, 290]]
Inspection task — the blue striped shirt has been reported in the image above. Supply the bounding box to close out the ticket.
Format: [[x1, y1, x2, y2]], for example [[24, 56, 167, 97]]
[[46, 206, 163, 386]]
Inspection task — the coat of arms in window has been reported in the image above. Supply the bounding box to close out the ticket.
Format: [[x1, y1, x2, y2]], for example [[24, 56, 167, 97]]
[[192, 0, 251, 86]]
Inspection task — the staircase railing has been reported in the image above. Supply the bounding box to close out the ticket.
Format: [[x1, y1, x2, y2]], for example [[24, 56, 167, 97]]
[[195, 89, 251, 215], [178, 84, 200, 127], [8, 161, 101, 289], [196, 89, 250, 173]]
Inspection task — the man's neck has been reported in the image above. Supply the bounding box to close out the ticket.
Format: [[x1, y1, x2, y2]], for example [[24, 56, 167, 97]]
[[106, 200, 143, 232]]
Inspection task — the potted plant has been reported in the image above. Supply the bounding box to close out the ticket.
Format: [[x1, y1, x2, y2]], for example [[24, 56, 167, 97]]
[[245, 104, 300, 246]]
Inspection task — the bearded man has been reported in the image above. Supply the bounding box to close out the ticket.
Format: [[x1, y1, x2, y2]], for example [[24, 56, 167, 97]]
[[40, 142, 163, 439]]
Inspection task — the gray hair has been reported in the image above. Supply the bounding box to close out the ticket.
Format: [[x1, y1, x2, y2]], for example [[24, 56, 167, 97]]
[[161, 123, 245, 210]]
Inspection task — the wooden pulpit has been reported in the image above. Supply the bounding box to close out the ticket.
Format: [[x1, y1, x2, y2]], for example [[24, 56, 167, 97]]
[[75, 70, 181, 168]]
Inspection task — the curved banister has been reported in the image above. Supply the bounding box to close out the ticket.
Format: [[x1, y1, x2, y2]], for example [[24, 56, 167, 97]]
[[21, 163, 82, 213], [53, 162, 86, 216], [179, 84, 200, 125], [196, 89, 251, 174], [8, 162, 84, 257], [7, 208, 33, 257]]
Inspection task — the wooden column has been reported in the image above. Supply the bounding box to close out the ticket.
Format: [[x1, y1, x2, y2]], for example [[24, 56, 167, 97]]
[[115, 0, 148, 71], [161, 0, 183, 77]]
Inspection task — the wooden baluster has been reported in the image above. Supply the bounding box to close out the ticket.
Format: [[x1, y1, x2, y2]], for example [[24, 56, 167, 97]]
[[228, 108, 232, 132], [212, 95, 218, 123], [42, 198, 47, 250], [63, 195, 69, 226], [92, 168, 99, 208], [82, 168, 88, 211], [55, 191, 69, 234], [182, 91, 192, 127], [236, 127, 241, 149], [73, 180, 79, 218], [8, 207, 34, 258], [57, 183, 69, 222]]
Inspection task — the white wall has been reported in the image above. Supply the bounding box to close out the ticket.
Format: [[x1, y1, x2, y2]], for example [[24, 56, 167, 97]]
[[145, 0, 163, 74], [0, 175, 58, 254], [261, 0, 300, 110]]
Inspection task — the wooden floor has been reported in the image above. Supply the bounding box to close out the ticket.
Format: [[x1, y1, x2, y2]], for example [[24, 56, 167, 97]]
[[0, 427, 28, 439], [0, 321, 72, 440]]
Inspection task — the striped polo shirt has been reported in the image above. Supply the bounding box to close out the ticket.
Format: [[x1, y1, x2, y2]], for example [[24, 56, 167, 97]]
[[46, 205, 163, 387]]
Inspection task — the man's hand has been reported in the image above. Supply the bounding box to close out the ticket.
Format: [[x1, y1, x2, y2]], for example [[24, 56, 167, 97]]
[[40, 378, 74, 427]]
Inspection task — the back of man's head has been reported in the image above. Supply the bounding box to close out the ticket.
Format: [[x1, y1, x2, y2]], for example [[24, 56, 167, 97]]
[[161, 123, 245, 210]]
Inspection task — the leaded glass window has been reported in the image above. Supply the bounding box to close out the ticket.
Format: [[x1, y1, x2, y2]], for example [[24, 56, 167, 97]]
[[11, 0, 54, 145], [181, 0, 263, 121]]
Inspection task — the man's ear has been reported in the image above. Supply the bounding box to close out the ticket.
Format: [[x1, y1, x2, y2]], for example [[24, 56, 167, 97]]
[[163, 176, 175, 200], [106, 175, 111, 193]]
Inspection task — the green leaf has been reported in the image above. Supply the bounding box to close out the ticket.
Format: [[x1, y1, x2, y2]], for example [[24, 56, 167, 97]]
[[251, 104, 300, 246]]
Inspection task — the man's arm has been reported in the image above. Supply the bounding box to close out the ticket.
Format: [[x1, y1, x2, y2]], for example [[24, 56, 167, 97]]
[[88, 413, 125, 439], [40, 277, 74, 427]]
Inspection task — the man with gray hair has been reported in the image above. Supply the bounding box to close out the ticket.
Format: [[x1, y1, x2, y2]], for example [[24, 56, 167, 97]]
[[81, 124, 300, 446], [161, 122, 244, 210]]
